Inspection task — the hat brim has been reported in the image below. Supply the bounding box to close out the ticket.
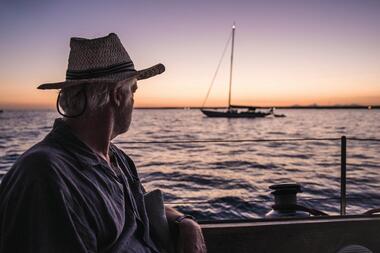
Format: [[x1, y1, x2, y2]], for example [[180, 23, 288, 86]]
[[37, 63, 165, 90]]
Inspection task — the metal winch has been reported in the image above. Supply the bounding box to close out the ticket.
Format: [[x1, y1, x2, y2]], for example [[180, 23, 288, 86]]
[[265, 183, 327, 218]]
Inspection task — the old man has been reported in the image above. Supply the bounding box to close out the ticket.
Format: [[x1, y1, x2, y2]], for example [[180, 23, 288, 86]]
[[0, 33, 206, 253]]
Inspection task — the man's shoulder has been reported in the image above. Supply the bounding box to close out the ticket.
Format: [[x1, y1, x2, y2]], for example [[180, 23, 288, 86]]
[[5, 140, 65, 183], [20, 139, 63, 163]]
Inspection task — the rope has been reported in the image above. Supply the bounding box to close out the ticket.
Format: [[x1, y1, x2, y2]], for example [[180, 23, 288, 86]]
[[363, 208, 380, 215], [201, 31, 233, 108], [164, 197, 380, 205], [119, 137, 341, 145], [272, 204, 328, 216], [117, 137, 380, 145], [347, 137, 380, 143]]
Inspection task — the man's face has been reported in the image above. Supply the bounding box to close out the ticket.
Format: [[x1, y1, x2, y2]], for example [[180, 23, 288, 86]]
[[113, 78, 138, 136]]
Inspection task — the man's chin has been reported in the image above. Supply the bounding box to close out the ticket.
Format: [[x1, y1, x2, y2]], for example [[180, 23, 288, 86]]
[[120, 122, 132, 133], [121, 125, 130, 134], [111, 124, 128, 139]]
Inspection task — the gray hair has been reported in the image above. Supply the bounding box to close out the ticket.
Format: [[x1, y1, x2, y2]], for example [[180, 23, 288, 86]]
[[58, 79, 133, 116]]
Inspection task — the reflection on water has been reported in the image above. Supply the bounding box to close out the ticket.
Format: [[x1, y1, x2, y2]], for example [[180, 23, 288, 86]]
[[0, 109, 380, 220]]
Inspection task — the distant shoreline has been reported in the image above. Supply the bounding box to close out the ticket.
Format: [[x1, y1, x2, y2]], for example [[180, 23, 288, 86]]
[[134, 105, 380, 110], [1, 105, 379, 111]]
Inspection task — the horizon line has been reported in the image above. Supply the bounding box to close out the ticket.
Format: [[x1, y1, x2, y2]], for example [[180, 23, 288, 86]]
[[1, 105, 379, 111]]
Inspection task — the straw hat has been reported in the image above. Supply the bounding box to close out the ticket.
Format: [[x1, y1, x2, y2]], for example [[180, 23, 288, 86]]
[[38, 33, 165, 90]]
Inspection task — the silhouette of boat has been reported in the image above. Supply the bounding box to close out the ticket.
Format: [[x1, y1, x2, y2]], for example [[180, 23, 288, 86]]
[[200, 24, 278, 118]]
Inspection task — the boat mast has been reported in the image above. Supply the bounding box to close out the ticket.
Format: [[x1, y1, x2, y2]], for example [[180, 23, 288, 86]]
[[228, 22, 235, 110]]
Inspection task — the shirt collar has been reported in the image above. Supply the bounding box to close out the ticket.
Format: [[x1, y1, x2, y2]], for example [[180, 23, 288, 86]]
[[49, 118, 106, 169]]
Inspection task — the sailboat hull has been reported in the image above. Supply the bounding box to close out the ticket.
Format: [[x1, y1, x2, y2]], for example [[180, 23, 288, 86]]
[[201, 109, 271, 118]]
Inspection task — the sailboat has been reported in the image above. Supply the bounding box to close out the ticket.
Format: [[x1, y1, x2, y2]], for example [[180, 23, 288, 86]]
[[200, 24, 276, 118]]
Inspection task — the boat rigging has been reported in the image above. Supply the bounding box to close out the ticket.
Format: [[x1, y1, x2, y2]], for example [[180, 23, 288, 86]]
[[200, 24, 284, 118]]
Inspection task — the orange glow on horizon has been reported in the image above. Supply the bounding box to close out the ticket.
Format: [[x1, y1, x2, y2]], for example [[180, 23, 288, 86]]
[[1, 84, 379, 109], [1, 1, 380, 109]]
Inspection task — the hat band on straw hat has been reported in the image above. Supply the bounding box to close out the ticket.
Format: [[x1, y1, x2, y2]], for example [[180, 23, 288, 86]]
[[66, 61, 136, 80]]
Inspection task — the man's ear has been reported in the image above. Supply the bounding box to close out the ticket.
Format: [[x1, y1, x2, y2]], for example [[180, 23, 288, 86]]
[[110, 86, 123, 107]]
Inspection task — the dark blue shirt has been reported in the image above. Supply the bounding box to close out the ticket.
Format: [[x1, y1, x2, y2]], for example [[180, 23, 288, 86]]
[[0, 119, 160, 253]]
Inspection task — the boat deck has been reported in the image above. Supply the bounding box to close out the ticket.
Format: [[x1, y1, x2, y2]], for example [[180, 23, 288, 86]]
[[200, 215, 380, 253]]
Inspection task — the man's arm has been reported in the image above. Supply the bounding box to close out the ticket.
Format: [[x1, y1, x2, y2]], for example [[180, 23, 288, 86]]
[[165, 205, 207, 253]]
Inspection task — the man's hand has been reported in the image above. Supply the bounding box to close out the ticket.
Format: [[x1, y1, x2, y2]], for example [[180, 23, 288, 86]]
[[165, 206, 207, 253], [176, 218, 207, 253]]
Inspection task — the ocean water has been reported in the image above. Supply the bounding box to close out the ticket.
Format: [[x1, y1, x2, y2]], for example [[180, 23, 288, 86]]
[[0, 109, 379, 221]]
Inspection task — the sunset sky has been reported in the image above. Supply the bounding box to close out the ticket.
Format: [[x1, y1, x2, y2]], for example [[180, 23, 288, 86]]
[[0, 0, 379, 109]]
